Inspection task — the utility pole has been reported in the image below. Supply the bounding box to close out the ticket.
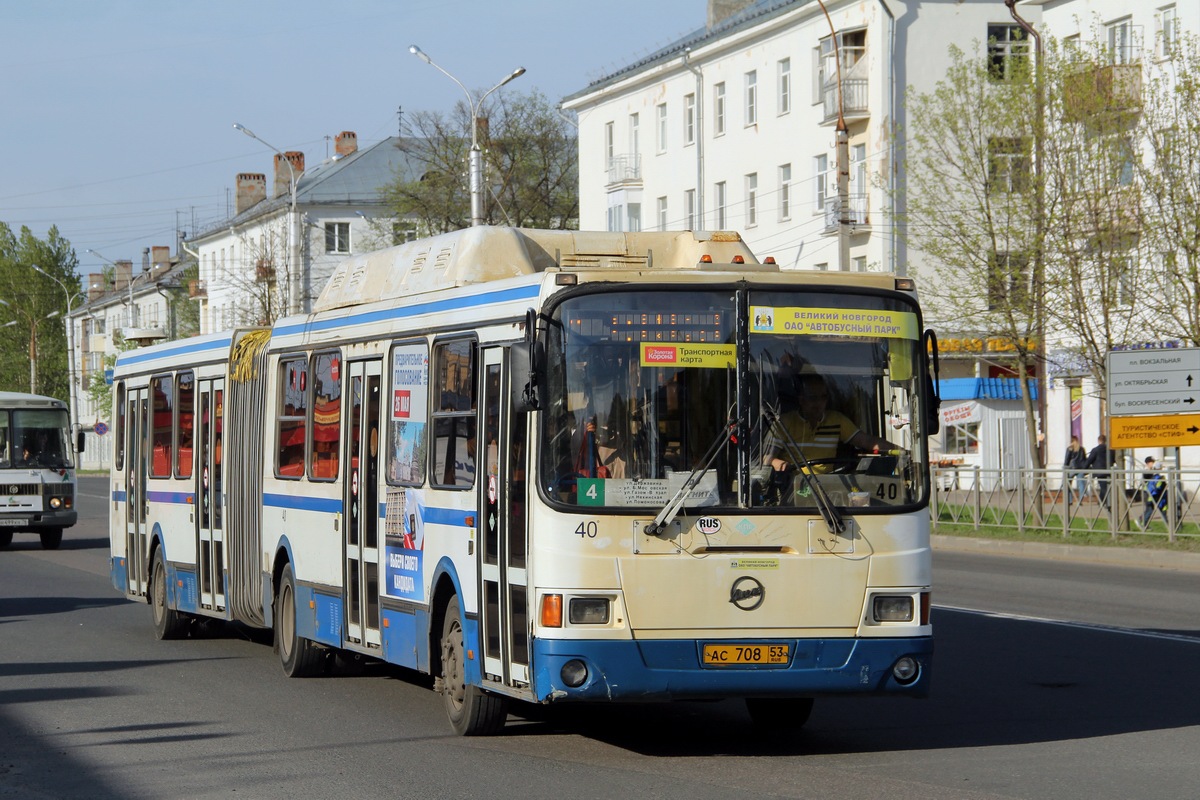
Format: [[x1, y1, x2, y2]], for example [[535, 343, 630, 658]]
[[817, 0, 851, 271]]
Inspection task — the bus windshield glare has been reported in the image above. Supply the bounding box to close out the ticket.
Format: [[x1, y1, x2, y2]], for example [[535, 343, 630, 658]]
[[540, 289, 928, 510]]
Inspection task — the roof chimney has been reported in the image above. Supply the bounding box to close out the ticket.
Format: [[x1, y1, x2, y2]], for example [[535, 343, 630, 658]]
[[335, 131, 358, 156], [274, 151, 305, 199], [151, 246, 171, 275], [707, 0, 755, 30], [87, 273, 105, 301], [115, 259, 133, 291], [236, 173, 267, 215]]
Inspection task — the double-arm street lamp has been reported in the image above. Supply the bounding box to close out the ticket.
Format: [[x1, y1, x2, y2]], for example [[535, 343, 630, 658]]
[[233, 123, 306, 314], [408, 45, 525, 227], [0, 297, 61, 398], [30, 264, 82, 440]]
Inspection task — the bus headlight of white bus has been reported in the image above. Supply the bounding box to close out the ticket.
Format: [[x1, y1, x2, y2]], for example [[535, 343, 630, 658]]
[[872, 595, 914, 622], [569, 598, 610, 625], [49, 496, 63, 510]]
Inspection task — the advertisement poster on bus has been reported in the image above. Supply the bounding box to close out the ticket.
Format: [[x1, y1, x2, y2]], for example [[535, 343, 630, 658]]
[[389, 344, 428, 484], [383, 487, 424, 602]]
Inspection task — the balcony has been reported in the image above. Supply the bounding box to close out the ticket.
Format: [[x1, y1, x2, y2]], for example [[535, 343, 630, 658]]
[[255, 260, 276, 283], [187, 279, 207, 299], [821, 77, 869, 126], [823, 194, 869, 232], [1063, 63, 1142, 124], [606, 154, 642, 188]]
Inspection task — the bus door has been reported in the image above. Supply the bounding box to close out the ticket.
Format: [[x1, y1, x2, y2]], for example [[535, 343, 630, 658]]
[[125, 387, 149, 597], [344, 359, 382, 649], [196, 380, 225, 612], [479, 347, 530, 687]]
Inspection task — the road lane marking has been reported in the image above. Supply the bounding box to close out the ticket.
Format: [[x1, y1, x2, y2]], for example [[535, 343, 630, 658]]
[[937, 605, 1200, 645]]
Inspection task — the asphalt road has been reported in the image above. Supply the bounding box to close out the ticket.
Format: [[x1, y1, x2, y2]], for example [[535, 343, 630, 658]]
[[1, 475, 1198, 799]]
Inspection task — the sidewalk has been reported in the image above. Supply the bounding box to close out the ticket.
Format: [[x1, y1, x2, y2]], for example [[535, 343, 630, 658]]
[[932, 533, 1200, 574]]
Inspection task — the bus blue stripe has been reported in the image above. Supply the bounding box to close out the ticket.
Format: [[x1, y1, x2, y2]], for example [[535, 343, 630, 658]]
[[424, 507, 472, 527], [146, 490, 194, 504], [263, 493, 343, 513], [273, 284, 540, 337], [116, 335, 234, 367]]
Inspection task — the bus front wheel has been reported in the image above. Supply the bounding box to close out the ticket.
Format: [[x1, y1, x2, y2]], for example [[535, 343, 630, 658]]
[[0, 530, 12, 549], [439, 595, 508, 736], [277, 563, 323, 678], [151, 548, 187, 640], [39, 529, 63, 550]]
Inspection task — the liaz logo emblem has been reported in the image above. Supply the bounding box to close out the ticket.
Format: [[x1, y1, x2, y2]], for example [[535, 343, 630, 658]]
[[729, 576, 765, 611], [697, 516, 721, 535]]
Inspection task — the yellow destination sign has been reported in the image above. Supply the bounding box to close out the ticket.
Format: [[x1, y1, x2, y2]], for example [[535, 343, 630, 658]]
[[639, 342, 736, 369], [1109, 413, 1200, 449], [750, 306, 919, 339]]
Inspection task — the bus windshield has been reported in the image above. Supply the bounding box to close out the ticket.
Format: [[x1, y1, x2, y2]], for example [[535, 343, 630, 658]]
[[2, 408, 73, 469], [539, 288, 927, 511]]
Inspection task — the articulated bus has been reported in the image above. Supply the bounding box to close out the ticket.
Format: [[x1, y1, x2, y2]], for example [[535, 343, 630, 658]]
[[0, 391, 79, 550], [110, 227, 940, 735]]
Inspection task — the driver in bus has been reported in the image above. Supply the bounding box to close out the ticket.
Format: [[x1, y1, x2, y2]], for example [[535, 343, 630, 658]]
[[766, 373, 892, 473]]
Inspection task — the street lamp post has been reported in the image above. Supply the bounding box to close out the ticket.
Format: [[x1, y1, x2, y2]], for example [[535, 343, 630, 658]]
[[408, 45, 525, 227], [31, 264, 82, 441], [233, 123, 305, 314], [0, 297, 57, 395]]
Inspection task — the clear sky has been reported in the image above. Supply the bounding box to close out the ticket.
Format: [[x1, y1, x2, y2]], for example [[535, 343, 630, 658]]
[[0, 0, 701, 278]]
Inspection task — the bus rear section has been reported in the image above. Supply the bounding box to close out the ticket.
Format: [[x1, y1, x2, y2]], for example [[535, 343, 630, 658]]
[[0, 391, 78, 550]]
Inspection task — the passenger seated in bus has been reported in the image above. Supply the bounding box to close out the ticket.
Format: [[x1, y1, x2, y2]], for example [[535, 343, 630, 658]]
[[766, 373, 893, 474]]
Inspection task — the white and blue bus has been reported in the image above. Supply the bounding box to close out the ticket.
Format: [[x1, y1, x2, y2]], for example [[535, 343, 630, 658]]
[[0, 391, 80, 550], [110, 227, 940, 734]]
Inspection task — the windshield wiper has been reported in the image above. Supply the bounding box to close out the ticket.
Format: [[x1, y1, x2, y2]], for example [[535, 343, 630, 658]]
[[761, 406, 847, 536], [643, 411, 738, 538]]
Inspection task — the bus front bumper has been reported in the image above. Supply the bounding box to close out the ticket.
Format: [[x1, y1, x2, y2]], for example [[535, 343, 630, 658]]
[[531, 636, 932, 703]]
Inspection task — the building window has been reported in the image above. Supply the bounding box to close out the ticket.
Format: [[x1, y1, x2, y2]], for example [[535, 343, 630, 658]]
[[604, 121, 615, 166], [1158, 5, 1178, 58], [745, 173, 758, 227], [745, 70, 757, 126], [779, 163, 792, 220], [684, 93, 696, 145], [853, 256, 867, 272], [987, 252, 1030, 310], [988, 137, 1031, 194], [777, 58, 791, 115], [629, 113, 640, 159], [657, 196, 668, 231], [1107, 17, 1137, 65], [685, 189, 696, 230], [987, 24, 1030, 81], [813, 154, 828, 214], [627, 203, 642, 232], [656, 103, 668, 153], [714, 82, 726, 136], [814, 262, 829, 271], [393, 220, 418, 244], [812, 45, 823, 104], [714, 181, 727, 229], [1114, 254, 1135, 307], [325, 222, 350, 254]]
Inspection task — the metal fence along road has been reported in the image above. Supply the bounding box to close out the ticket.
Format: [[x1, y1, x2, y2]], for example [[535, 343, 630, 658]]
[[932, 465, 1199, 542]]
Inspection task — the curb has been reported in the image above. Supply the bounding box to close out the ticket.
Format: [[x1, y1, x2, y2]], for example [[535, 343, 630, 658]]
[[931, 533, 1200, 574]]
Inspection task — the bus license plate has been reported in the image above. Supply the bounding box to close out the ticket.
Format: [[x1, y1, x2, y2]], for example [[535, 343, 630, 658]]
[[702, 644, 789, 665], [0, 519, 25, 526]]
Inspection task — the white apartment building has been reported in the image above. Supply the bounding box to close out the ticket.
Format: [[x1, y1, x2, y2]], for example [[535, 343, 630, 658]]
[[190, 132, 421, 333], [562, 0, 1037, 275], [1025, 0, 1199, 472]]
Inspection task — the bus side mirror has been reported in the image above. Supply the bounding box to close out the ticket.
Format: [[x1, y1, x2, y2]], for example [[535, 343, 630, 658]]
[[512, 308, 543, 413], [76, 430, 86, 455], [923, 329, 941, 435]]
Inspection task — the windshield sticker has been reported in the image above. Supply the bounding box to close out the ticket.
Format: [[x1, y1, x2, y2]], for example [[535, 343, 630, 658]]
[[577, 471, 720, 507], [750, 306, 919, 340], [639, 342, 736, 368]]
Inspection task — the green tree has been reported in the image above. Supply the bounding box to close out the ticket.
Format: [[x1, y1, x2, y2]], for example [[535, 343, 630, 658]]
[[0, 223, 80, 399], [384, 89, 578, 233]]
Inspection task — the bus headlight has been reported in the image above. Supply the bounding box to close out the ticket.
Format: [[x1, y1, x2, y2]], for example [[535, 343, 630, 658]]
[[568, 598, 610, 624], [892, 656, 920, 684], [873, 596, 914, 622], [49, 497, 63, 510]]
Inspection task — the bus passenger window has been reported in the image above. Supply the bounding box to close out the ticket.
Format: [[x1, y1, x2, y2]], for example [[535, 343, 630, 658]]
[[176, 371, 195, 478], [431, 339, 476, 489], [277, 358, 308, 478], [310, 352, 341, 480], [150, 375, 174, 478]]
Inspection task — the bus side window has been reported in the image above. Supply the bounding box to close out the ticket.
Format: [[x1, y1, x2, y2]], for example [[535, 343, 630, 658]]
[[150, 375, 174, 478], [177, 371, 195, 478], [278, 357, 308, 478], [115, 382, 126, 472], [310, 352, 341, 481], [431, 338, 477, 489]]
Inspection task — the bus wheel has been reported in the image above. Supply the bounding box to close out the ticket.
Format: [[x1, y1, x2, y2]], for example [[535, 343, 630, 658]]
[[151, 548, 187, 640], [277, 563, 322, 678], [0, 530, 12, 549], [39, 529, 63, 550], [439, 595, 508, 736], [745, 697, 814, 731]]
